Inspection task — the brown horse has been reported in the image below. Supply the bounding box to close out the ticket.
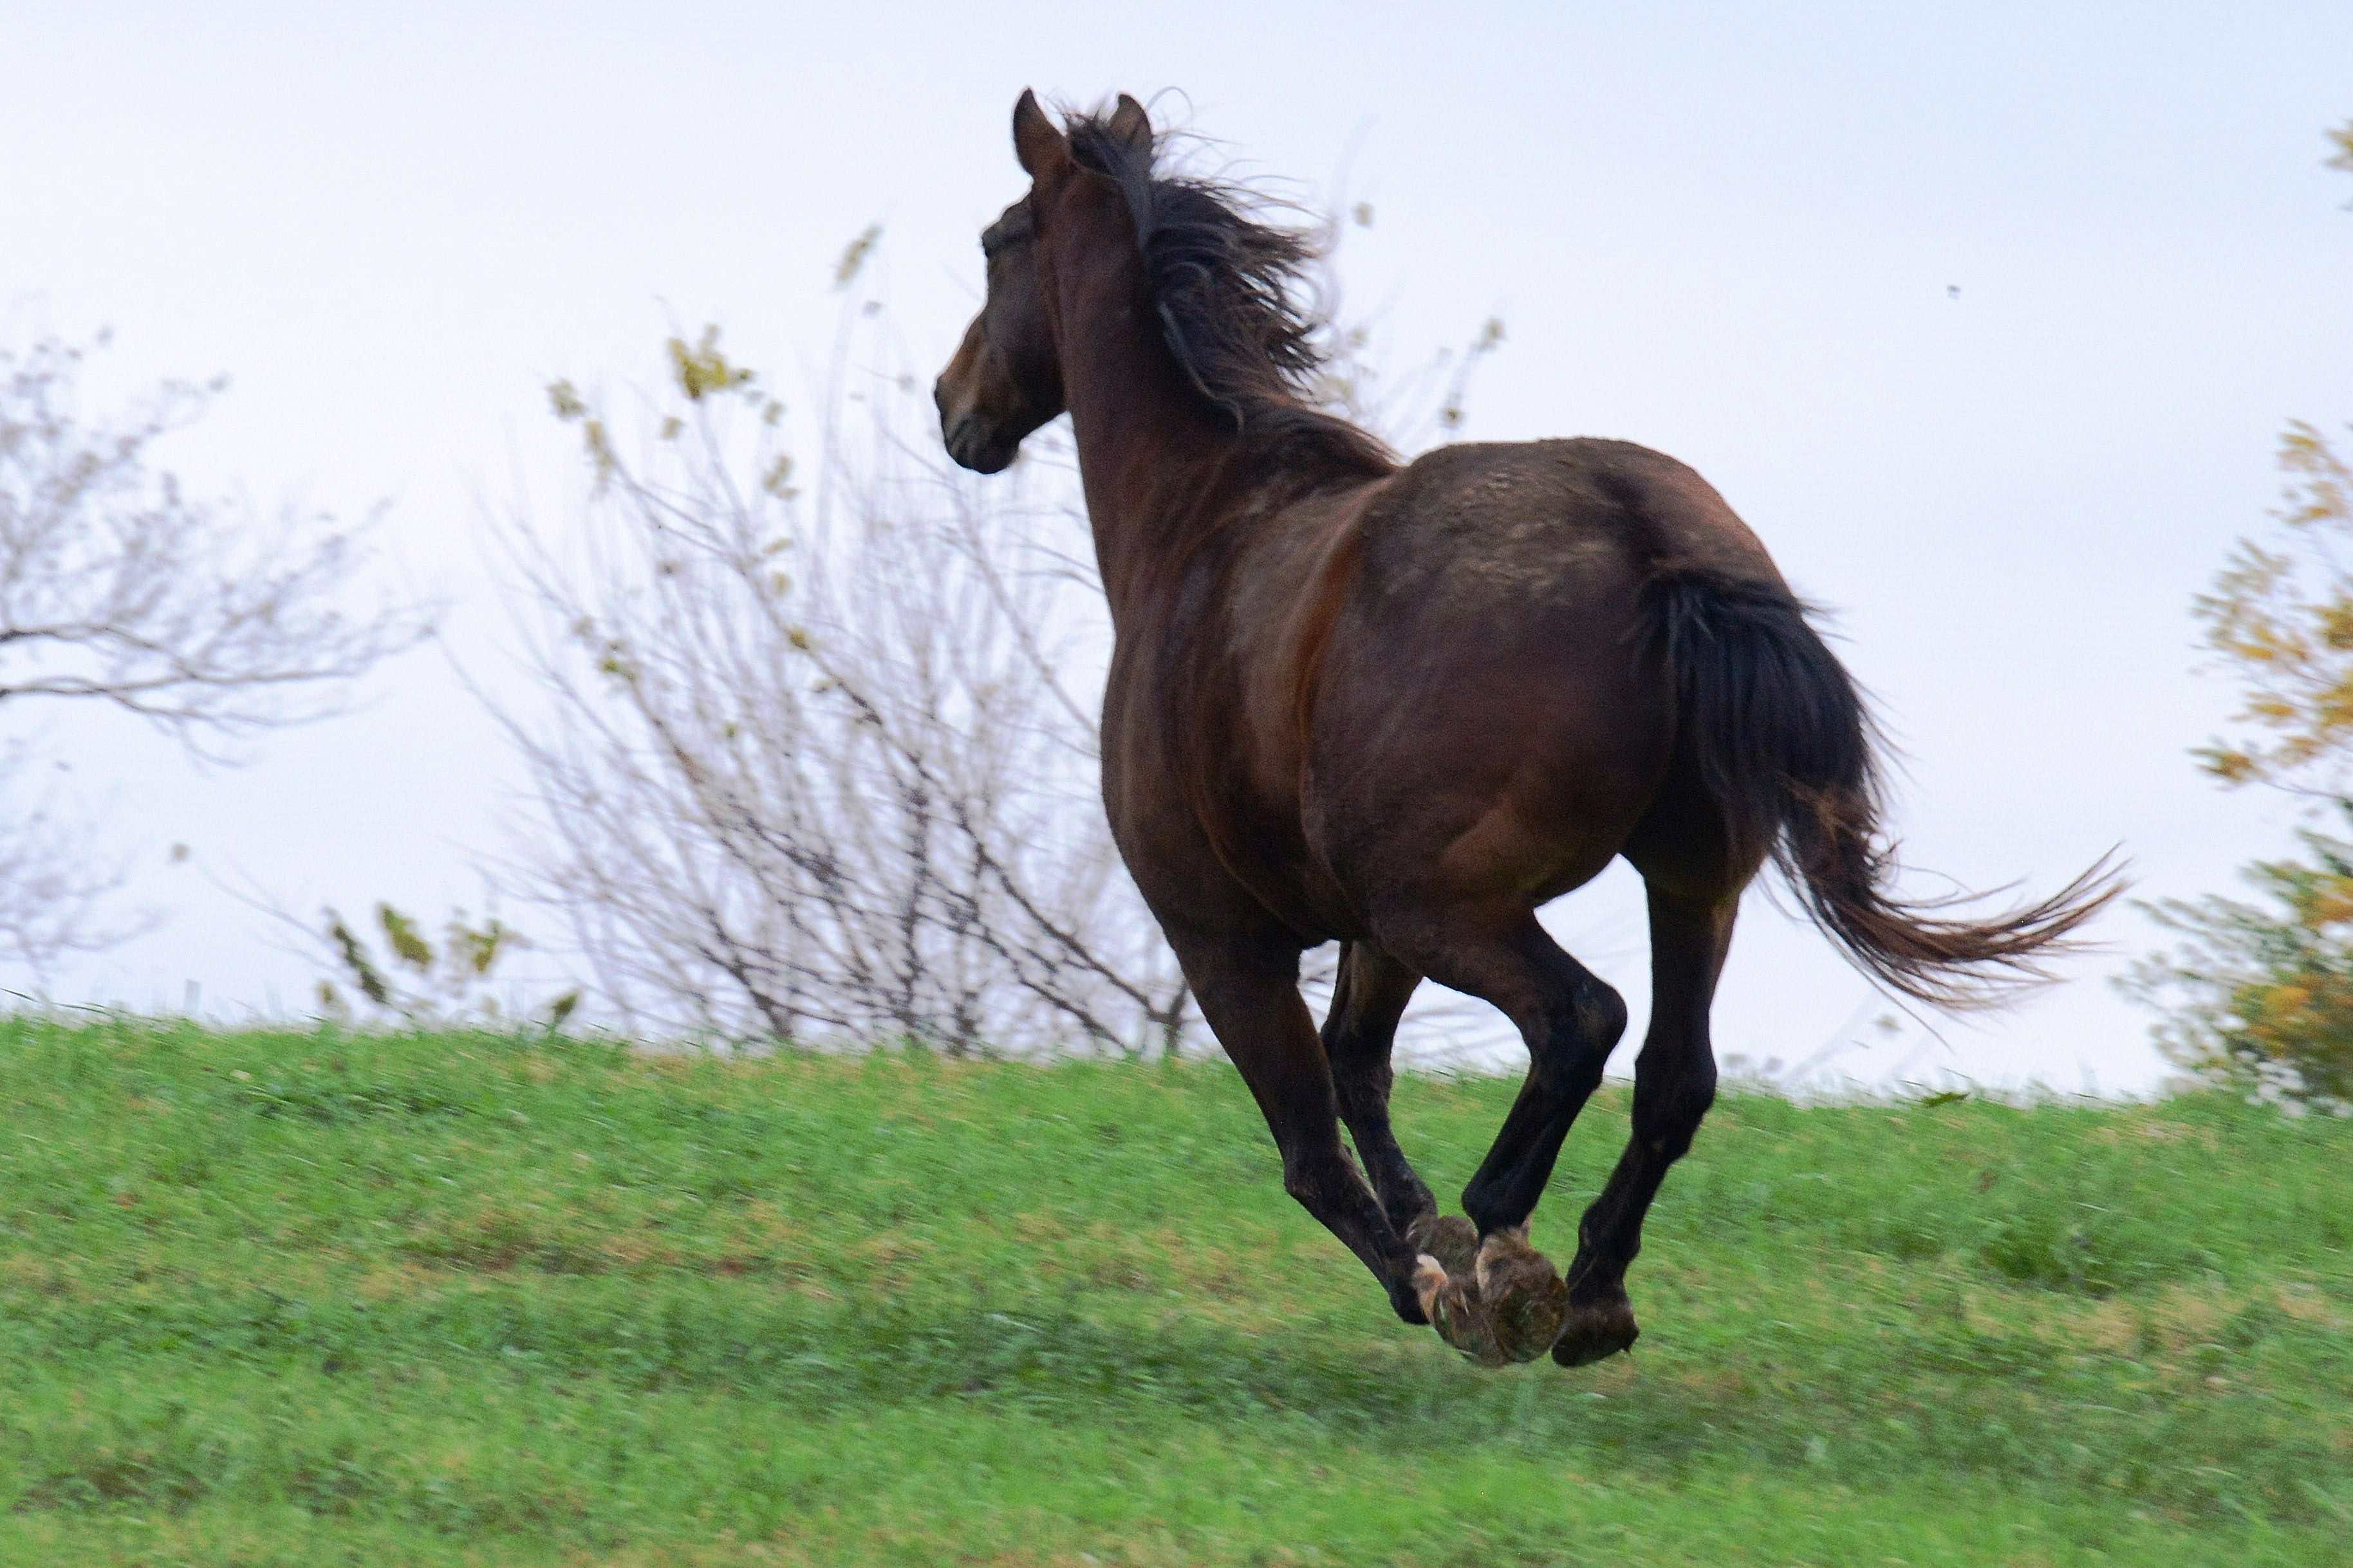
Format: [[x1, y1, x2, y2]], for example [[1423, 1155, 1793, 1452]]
[[934, 91, 2119, 1367]]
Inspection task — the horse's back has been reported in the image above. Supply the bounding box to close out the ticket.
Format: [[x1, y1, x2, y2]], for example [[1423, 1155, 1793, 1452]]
[[1363, 438, 1779, 600]]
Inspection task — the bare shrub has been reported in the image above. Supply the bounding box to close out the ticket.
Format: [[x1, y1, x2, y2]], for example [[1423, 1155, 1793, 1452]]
[[0, 333, 432, 976], [487, 217, 1496, 1055]]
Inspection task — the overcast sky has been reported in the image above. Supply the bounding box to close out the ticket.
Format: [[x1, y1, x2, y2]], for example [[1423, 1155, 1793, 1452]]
[[6, 3, 2350, 1092]]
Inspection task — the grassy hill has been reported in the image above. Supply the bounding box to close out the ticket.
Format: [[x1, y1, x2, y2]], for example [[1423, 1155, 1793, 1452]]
[[1, 1017, 2347, 1565]]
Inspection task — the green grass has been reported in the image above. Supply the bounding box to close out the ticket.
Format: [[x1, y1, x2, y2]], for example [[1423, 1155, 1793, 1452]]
[[1, 1018, 2348, 1565]]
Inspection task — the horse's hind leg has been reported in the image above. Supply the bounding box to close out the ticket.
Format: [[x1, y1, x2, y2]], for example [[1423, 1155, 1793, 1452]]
[[1385, 911, 1628, 1362], [1418, 916, 1628, 1239], [1552, 885, 1734, 1367], [1322, 940, 1437, 1236]]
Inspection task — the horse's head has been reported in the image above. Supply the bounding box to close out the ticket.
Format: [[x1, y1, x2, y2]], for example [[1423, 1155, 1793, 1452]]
[[935, 89, 1151, 473]]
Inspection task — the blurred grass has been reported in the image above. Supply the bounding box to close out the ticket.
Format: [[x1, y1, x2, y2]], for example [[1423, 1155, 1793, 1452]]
[[0, 1017, 2347, 1565]]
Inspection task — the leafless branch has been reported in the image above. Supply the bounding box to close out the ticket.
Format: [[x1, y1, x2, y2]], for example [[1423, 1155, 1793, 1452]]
[[0, 333, 434, 975], [477, 224, 1497, 1055]]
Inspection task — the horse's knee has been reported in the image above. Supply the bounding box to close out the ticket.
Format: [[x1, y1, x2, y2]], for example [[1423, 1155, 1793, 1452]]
[[1533, 973, 1626, 1096], [1577, 975, 1631, 1053]]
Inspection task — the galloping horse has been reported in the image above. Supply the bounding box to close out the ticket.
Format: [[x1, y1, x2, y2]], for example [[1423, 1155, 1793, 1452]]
[[934, 91, 2117, 1366]]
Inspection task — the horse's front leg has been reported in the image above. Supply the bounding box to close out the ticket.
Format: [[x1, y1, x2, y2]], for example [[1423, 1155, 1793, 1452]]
[[1321, 939, 1437, 1237], [1169, 930, 1458, 1334]]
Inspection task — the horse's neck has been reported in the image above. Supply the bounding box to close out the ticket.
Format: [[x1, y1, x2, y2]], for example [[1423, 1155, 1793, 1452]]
[[1057, 279, 1241, 630]]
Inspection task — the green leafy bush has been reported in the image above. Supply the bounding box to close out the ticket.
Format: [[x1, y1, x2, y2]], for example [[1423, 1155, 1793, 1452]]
[[2128, 813, 2353, 1116]]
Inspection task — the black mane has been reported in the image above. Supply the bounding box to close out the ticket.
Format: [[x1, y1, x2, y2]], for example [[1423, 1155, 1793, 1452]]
[[1065, 111, 1395, 480]]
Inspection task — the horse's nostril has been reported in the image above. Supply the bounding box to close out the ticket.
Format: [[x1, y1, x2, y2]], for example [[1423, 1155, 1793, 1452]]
[[933, 379, 949, 418]]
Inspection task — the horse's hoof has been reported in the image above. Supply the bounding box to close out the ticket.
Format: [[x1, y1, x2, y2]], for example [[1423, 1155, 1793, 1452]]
[[1407, 1212, 1480, 1278], [1415, 1255, 1510, 1367], [1474, 1227, 1570, 1364], [1550, 1291, 1641, 1367], [1409, 1221, 1564, 1367]]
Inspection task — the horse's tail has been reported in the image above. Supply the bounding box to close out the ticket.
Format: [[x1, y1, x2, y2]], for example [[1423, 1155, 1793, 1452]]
[[1646, 569, 2121, 1006]]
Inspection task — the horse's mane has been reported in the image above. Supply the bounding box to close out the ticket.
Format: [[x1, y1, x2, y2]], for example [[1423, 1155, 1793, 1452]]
[[1064, 110, 1396, 481]]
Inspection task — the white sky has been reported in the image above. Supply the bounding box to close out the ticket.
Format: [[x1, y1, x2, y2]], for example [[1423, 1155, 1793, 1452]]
[[5, 3, 2350, 1093]]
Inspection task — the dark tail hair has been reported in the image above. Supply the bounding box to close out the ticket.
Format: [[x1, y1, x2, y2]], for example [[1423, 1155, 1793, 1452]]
[[1647, 570, 2122, 1007]]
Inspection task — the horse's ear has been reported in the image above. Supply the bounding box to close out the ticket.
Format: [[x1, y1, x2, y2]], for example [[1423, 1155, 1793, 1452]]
[[1012, 89, 1070, 180], [1107, 93, 1153, 158]]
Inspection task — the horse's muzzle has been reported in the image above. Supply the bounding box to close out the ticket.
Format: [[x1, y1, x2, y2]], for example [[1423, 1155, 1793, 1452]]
[[942, 412, 1016, 475]]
